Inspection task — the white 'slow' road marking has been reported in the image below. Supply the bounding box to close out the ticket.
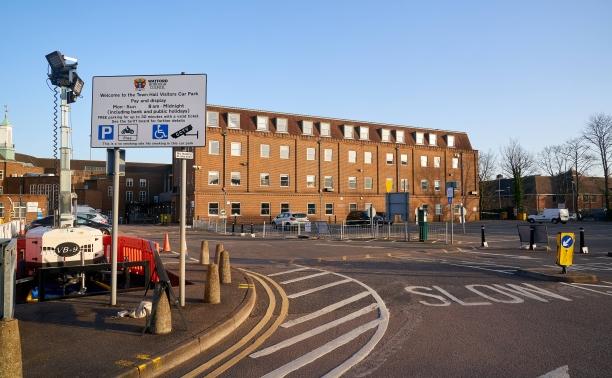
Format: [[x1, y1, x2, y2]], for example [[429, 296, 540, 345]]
[[268, 267, 310, 277], [281, 291, 372, 328], [287, 279, 352, 299], [280, 272, 330, 284], [538, 365, 570, 378]]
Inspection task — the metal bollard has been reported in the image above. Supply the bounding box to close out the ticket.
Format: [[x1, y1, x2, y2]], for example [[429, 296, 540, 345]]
[[250, 223, 254, 234], [529, 226, 535, 251], [231, 222, 235, 234], [240, 224, 244, 234], [481, 225, 488, 247], [579, 227, 589, 254]]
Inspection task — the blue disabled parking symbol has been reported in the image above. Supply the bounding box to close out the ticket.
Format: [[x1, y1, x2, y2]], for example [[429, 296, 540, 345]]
[[561, 235, 574, 248], [152, 124, 168, 140]]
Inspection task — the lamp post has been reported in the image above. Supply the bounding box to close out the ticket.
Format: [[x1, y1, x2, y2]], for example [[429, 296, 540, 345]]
[[571, 181, 576, 213], [496, 174, 503, 209]]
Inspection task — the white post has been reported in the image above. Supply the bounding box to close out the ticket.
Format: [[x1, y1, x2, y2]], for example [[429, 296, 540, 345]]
[[58, 87, 74, 228], [179, 155, 187, 307], [297, 222, 301, 237], [341, 221, 345, 240], [263, 222, 266, 238], [111, 147, 119, 306], [450, 206, 454, 245], [445, 222, 448, 244]]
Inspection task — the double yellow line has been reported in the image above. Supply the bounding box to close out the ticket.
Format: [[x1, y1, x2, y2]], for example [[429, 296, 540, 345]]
[[183, 269, 288, 378]]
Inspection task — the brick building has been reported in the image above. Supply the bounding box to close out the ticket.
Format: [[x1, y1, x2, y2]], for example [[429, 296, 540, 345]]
[[174, 105, 480, 224]]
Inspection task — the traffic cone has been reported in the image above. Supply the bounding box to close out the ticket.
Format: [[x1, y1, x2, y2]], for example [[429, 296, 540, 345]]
[[163, 233, 171, 253]]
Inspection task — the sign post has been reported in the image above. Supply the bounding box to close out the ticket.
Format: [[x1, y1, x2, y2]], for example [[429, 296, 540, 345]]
[[92, 74, 206, 306], [556, 232, 575, 274]]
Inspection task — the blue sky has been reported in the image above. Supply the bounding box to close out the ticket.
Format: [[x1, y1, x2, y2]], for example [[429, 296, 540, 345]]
[[2, 0, 611, 169]]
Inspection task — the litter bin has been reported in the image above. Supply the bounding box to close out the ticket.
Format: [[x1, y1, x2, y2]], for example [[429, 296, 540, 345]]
[[418, 208, 429, 242]]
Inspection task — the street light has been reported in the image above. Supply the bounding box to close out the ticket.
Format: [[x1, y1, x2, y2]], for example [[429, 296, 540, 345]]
[[496, 174, 503, 209]]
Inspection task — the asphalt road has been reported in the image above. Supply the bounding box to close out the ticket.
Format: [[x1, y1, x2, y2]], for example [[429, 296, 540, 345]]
[[124, 221, 612, 377]]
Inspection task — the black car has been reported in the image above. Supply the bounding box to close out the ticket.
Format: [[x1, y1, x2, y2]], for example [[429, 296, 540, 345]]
[[26, 215, 111, 234], [346, 211, 384, 225]]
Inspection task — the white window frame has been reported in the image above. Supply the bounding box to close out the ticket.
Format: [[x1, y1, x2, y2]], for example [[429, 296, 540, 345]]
[[208, 202, 219, 216], [260, 144, 270, 158], [434, 179, 441, 192], [400, 178, 409, 192], [230, 142, 241, 156], [324, 148, 333, 162], [324, 176, 333, 189], [325, 203, 334, 215], [434, 156, 441, 168], [230, 202, 241, 216], [415, 132, 424, 145], [307, 203, 316, 215], [139, 191, 147, 202], [320, 122, 331, 137], [359, 126, 369, 140], [364, 177, 373, 190], [400, 154, 408, 166], [280, 145, 289, 159], [429, 133, 437, 146], [306, 175, 316, 188], [126, 178, 133, 187], [228, 113, 240, 129], [208, 171, 219, 185], [276, 118, 288, 133], [209, 140, 220, 155], [343, 125, 354, 139], [452, 157, 459, 169], [256, 115, 269, 131], [207, 111, 219, 127], [306, 147, 316, 161], [386, 153, 394, 165], [381, 129, 391, 142], [230, 171, 241, 186], [348, 176, 357, 189], [302, 120, 314, 135], [139, 178, 147, 188], [447, 135, 455, 147], [260, 173, 270, 186], [420, 156, 428, 167], [280, 174, 290, 187], [126, 191, 133, 202], [364, 151, 372, 164], [421, 179, 429, 191], [260, 202, 271, 216], [348, 150, 357, 163], [396, 130, 405, 143]]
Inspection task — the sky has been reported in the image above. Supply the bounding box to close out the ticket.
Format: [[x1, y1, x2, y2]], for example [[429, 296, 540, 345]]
[[1, 0, 611, 171]]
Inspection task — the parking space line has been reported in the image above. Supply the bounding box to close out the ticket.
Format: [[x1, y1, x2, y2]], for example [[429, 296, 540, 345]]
[[280, 272, 330, 284], [281, 291, 372, 328], [287, 279, 352, 299], [251, 303, 378, 358], [268, 267, 311, 277]]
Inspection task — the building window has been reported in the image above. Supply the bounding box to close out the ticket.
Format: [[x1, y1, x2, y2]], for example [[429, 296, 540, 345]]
[[400, 179, 409, 192], [230, 142, 241, 156], [348, 150, 357, 163], [386, 153, 394, 165], [415, 132, 424, 145], [306, 147, 316, 161], [280, 174, 290, 187], [0, 203, 4, 218], [0, 170, 4, 180], [302, 120, 314, 135], [280, 203, 290, 213], [307, 203, 316, 215], [261, 203, 270, 216], [434, 180, 440, 191], [364, 151, 372, 164], [320, 122, 331, 137], [349, 203, 358, 212], [207, 111, 219, 127], [343, 125, 354, 139], [420, 156, 428, 167], [325, 203, 334, 215], [260, 173, 270, 186], [381, 129, 391, 142], [324, 148, 333, 162], [359, 126, 369, 140], [107, 186, 113, 197], [364, 177, 373, 190], [348, 177, 357, 189], [139, 191, 147, 202], [256, 115, 269, 131], [280, 145, 290, 159], [208, 202, 219, 216], [435, 204, 442, 216], [306, 175, 316, 188], [276, 118, 288, 133], [434, 156, 441, 168], [126, 191, 133, 202], [429, 133, 437, 146], [447, 135, 455, 147], [452, 157, 459, 169], [400, 154, 408, 165], [231, 172, 241, 186], [140, 179, 147, 188], [260, 144, 270, 158], [208, 171, 219, 185], [421, 180, 429, 191], [228, 113, 240, 129], [209, 140, 220, 155], [324, 176, 333, 189], [231, 202, 241, 216], [126, 178, 133, 187], [396, 130, 405, 143], [386, 178, 394, 192]]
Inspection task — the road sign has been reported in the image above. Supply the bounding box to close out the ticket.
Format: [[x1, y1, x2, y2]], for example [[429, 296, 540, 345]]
[[446, 187, 454, 198], [556, 232, 575, 268], [91, 74, 206, 148], [106, 149, 125, 176], [175, 151, 194, 159]]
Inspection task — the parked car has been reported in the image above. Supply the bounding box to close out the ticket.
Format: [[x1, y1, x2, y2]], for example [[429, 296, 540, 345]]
[[76, 205, 109, 224], [527, 208, 569, 224], [26, 215, 112, 234], [346, 210, 384, 225], [272, 212, 309, 228]]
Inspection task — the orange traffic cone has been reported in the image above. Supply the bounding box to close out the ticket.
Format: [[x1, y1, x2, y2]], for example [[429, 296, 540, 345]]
[[163, 233, 171, 253]]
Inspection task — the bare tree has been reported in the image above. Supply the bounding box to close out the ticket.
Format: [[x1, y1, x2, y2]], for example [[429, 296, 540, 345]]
[[583, 113, 612, 213], [537, 144, 570, 198], [563, 137, 595, 212], [478, 150, 497, 214], [500, 139, 536, 213]]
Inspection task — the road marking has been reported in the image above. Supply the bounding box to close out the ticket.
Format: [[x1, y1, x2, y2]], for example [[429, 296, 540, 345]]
[[287, 279, 352, 298], [281, 291, 372, 328], [268, 267, 310, 277], [251, 303, 378, 358], [538, 365, 569, 378], [444, 262, 517, 275], [560, 282, 612, 296], [261, 319, 381, 378], [280, 271, 330, 284], [461, 249, 538, 260]]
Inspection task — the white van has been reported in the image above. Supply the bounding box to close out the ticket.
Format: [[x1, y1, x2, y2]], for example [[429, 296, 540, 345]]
[[527, 208, 569, 224]]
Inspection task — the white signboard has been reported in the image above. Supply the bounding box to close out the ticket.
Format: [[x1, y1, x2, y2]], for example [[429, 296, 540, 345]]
[[26, 202, 38, 212], [175, 151, 194, 159], [91, 74, 206, 148]]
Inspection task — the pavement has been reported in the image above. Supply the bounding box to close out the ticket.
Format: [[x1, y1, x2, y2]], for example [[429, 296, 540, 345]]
[[15, 253, 258, 378]]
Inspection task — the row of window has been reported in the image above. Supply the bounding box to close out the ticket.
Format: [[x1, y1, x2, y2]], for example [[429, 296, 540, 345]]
[[206, 111, 456, 147], [106, 187, 147, 202], [125, 178, 147, 188], [212, 141, 460, 167], [208, 202, 337, 216]]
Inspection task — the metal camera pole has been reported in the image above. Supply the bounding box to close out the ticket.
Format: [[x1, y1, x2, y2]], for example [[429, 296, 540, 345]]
[[179, 148, 187, 307], [58, 87, 74, 228], [111, 148, 120, 305]]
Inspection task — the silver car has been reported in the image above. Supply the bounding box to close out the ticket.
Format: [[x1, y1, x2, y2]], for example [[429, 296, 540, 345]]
[[272, 212, 309, 228]]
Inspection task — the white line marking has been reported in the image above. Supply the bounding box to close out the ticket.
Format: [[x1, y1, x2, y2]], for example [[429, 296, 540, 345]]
[[445, 263, 516, 275], [261, 319, 381, 378], [364, 246, 384, 249], [281, 291, 372, 328], [287, 279, 352, 298], [280, 272, 330, 284], [538, 365, 569, 378], [560, 282, 612, 296], [268, 267, 310, 277], [251, 303, 378, 358]]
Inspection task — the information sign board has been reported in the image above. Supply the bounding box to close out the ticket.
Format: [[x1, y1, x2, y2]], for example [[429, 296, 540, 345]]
[[91, 74, 206, 148], [175, 151, 194, 159]]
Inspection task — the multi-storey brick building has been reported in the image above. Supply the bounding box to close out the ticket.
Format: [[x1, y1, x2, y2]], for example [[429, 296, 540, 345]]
[[175, 105, 480, 224]]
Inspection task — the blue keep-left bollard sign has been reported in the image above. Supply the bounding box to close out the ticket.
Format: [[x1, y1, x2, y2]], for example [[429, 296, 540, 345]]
[[561, 235, 574, 248]]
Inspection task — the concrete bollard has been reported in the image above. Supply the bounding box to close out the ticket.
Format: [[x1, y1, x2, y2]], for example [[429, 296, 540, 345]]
[[215, 243, 224, 264], [200, 240, 210, 265], [204, 263, 221, 304], [220, 250, 232, 284], [0, 319, 23, 378], [149, 287, 172, 335]]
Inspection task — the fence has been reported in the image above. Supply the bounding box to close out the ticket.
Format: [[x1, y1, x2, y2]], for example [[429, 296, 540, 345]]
[[0, 220, 25, 239]]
